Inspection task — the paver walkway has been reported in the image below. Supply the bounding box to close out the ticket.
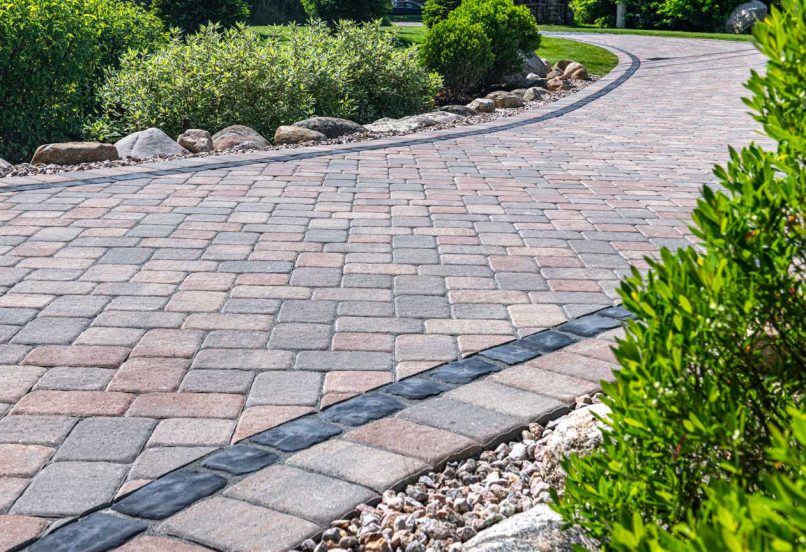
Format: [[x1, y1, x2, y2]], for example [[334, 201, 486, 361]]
[[0, 34, 764, 549]]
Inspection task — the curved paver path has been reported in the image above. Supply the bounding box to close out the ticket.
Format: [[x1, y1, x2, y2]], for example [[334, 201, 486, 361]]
[[0, 35, 764, 548]]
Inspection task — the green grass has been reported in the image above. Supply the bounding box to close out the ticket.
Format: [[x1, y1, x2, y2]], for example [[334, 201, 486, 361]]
[[540, 24, 753, 42], [537, 35, 618, 75], [248, 25, 617, 75]]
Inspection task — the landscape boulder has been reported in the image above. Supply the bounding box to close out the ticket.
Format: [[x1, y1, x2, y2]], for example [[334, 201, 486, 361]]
[[463, 505, 598, 552], [466, 98, 495, 113], [726, 0, 768, 33], [274, 125, 327, 145], [486, 91, 525, 109], [503, 53, 550, 84], [439, 105, 477, 117], [116, 128, 188, 159], [561, 62, 589, 81], [177, 129, 213, 153], [538, 403, 610, 494], [547, 78, 571, 91], [292, 117, 366, 139], [31, 142, 119, 165], [363, 111, 462, 133], [523, 87, 544, 102], [212, 125, 270, 151], [0, 158, 13, 170]]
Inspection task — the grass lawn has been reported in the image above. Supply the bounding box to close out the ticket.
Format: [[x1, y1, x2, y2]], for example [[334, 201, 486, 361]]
[[249, 24, 618, 75], [538, 24, 753, 42]]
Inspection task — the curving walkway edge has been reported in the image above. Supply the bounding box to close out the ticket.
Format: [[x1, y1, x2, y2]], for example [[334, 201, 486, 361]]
[[0, 34, 765, 551]]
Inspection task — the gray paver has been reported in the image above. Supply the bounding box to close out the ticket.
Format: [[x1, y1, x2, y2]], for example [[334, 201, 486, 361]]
[[11, 461, 128, 516], [248, 371, 322, 407], [225, 464, 378, 525], [0, 415, 76, 446], [399, 398, 524, 445], [55, 417, 156, 462]]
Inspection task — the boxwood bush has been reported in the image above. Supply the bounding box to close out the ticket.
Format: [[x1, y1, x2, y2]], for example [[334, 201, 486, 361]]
[[420, 16, 494, 96], [555, 0, 806, 549], [422, 0, 461, 27], [89, 22, 441, 141], [449, 0, 540, 85], [0, 0, 165, 163]]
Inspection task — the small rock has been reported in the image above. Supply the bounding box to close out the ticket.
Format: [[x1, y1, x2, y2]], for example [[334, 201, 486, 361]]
[[177, 129, 213, 153], [274, 125, 327, 145], [466, 98, 495, 113], [292, 116, 366, 138], [508, 443, 528, 461], [485, 91, 524, 109], [31, 142, 119, 165], [115, 128, 188, 159], [212, 125, 270, 151], [439, 105, 477, 117]]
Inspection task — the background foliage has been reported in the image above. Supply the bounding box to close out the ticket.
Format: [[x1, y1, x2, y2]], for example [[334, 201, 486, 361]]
[[300, 0, 389, 24], [150, 0, 251, 33], [89, 22, 441, 142], [0, 0, 165, 163], [569, 0, 749, 30], [555, 0, 806, 549]]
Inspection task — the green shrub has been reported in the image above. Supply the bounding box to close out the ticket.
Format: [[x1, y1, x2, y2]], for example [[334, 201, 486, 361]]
[[150, 0, 251, 33], [422, 0, 461, 27], [0, 0, 164, 163], [555, 0, 806, 549], [420, 16, 493, 96], [450, 0, 540, 84], [248, 0, 306, 24], [300, 0, 389, 24], [90, 22, 440, 141]]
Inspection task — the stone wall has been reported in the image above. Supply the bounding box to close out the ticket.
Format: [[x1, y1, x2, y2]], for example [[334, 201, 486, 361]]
[[516, 0, 574, 25]]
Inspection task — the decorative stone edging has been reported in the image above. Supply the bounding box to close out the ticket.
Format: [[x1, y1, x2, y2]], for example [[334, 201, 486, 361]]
[[20, 306, 634, 552]]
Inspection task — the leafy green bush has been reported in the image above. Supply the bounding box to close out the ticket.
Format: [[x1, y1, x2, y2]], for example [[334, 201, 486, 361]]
[[248, 0, 306, 24], [300, 0, 389, 24], [150, 0, 251, 33], [450, 0, 540, 84], [90, 22, 440, 141], [420, 16, 493, 96], [555, 0, 806, 549], [0, 0, 164, 163], [422, 0, 461, 27]]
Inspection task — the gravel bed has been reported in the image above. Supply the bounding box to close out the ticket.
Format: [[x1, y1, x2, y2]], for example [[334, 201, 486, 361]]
[[0, 80, 595, 180], [297, 394, 602, 552]]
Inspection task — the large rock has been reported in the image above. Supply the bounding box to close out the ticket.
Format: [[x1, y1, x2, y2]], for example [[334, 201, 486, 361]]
[[561, 62, 589, 81], [486, 91, 525, 109], [177, 129, 213, 153], [0, 157, 13, 170], [439, 105, 477, 117], [115, 128, 188, 159], [274, 125, 327, 145], [291, 117, 366, 139], [363, 111, 462, 133], [523, 87, 544, 102], [726, 0, 768, 33], [31, 142, 119, 165], [467, 98, 495, 113], [211, 125, 270, 151], [538, 403, 610, 494], [463, 505, 598, 552], [503, 53, 551, 84], [547, 78, 571, 91]]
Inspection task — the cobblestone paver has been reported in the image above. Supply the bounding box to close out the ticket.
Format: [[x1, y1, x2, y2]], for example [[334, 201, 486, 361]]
[[0, 34, 763, 548]]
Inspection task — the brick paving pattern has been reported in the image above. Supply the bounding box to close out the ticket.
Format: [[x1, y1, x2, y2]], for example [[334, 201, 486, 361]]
[[0, 34, 763, 549]]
